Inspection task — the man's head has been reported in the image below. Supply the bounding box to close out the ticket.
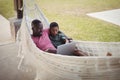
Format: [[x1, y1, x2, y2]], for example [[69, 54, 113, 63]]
[[31, 19, 43, 37], [50, 22, 59, 36]]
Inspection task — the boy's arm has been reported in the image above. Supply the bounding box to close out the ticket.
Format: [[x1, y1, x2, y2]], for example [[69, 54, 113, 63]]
[[59, 31, 72, 43], [59, 31, 67, 38]]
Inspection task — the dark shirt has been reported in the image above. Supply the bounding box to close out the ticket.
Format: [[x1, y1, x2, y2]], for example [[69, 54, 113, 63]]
[[49, 31, 68, 48]]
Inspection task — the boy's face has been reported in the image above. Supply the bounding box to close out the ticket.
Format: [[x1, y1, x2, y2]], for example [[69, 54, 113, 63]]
[[32, 23, 43, 37], [50, 26, 59, 36]]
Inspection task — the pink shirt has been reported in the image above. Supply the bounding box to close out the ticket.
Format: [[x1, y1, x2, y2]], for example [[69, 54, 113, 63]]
[[32, 29, 56, 51]]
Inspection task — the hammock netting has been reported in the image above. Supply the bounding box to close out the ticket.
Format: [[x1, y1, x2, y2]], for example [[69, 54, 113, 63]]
[[17, 0, 120, 80]]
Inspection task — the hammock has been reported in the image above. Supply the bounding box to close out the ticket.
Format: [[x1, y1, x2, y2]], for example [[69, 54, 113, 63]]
[[17, 0, 120, 80]]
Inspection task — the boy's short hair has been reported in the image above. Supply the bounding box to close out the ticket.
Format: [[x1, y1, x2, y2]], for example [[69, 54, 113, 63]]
[[50, 22, 59, 28], [32, 19, 41, 27]]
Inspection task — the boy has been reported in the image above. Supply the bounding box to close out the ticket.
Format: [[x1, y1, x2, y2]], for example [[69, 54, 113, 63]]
[[49, 22, 71, 48], [49, 22, 88, 56]]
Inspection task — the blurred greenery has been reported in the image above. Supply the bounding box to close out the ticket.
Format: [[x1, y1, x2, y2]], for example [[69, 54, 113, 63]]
[[0, 0, 15, 18]]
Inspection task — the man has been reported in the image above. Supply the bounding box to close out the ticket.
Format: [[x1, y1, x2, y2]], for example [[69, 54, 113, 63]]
[[31, 19, 56, 53]]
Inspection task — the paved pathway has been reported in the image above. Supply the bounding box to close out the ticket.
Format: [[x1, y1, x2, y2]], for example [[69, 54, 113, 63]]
[[0, 42, 35, 80], [0, 15, 35, 80], [0, 15, 15, 45], [87, 9, 120, 26]]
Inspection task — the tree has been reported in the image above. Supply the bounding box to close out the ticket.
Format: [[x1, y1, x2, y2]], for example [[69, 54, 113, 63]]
[[14, 0, 23, 19]]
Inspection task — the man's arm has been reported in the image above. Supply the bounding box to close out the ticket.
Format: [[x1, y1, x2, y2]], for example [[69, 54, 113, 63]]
[[45, 49, 57, 53]]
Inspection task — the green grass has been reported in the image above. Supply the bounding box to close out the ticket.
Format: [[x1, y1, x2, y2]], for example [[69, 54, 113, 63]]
[[0, 0, 14, 18], [0, 0, 120, 41], [36, 0, 120, 42]]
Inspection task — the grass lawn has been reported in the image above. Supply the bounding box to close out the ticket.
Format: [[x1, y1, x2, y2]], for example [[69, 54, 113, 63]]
[[0, 0, 14, 18], [36, 0, 120, 42]]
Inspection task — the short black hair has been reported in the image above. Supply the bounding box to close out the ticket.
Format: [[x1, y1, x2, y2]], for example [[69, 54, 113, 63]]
[[32, 19, 41, 27], [50, 22, 59, 28]]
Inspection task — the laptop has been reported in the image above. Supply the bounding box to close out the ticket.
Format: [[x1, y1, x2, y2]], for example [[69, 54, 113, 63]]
[[57, 42, 76, 55]]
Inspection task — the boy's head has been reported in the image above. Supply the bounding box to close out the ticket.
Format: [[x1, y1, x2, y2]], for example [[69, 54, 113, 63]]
[[31, 19, 43, 37], [50, 22, 59, 36]]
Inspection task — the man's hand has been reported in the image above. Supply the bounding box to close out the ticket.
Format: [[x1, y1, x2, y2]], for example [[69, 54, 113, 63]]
[[46, 49, 57, 53]]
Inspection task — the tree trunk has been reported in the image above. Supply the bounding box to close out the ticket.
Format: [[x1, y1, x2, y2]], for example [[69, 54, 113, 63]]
[[14, 0, 23, 19]]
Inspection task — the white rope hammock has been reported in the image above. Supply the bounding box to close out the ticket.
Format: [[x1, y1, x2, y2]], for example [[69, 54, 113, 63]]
[[17, 0, 120, 80]]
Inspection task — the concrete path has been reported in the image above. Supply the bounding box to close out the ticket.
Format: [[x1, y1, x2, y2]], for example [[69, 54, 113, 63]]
[[0, 15, 35, 80], [87, 9, 120, 26], [0, 42, 35, 80], [0, 15, 15, 45]]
